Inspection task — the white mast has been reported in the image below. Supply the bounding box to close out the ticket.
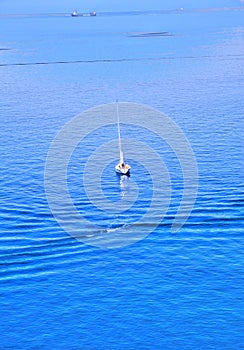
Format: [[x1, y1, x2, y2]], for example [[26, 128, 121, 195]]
[[117, 101, 124, 164]]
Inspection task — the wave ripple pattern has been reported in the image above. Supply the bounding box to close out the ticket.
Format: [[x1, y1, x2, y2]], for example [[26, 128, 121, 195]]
[[45, 103, 198, 249]]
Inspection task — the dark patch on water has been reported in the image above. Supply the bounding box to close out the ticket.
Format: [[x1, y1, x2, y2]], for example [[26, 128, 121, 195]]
[[127, 31, 172, 38]]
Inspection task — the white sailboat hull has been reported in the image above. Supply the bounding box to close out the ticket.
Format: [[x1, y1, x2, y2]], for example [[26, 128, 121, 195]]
[[115, 163, 131, 175]]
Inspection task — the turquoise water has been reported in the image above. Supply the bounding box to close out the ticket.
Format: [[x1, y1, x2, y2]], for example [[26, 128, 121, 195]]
[[0, 4, 244, 349]]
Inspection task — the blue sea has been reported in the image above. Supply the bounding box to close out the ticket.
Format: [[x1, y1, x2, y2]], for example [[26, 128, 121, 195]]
[[0, 2, 243, 349]]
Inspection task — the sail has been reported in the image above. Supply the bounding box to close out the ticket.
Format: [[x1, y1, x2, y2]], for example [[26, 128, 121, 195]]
[[117, 102, 124, 164]]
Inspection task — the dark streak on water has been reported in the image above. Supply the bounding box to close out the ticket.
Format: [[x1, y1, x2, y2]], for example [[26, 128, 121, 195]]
[[0, 54, 244, 67], [127, 31, 172, 37]]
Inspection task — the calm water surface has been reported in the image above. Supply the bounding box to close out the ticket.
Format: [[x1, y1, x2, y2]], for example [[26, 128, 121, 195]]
[[0, 6, 243, 350]]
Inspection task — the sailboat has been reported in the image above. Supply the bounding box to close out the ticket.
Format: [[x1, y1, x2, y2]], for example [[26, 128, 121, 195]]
[[115, 102, 131, 175]]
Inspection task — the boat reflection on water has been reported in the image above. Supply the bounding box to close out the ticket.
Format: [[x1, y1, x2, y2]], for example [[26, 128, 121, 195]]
[[119, 174, 130, 198]]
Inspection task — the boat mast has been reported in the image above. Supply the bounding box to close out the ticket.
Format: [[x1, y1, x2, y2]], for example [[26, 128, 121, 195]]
[[117, 101, 124, 164]]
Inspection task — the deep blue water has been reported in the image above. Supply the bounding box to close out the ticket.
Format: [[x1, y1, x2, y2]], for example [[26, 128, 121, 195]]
[[0, 4, 244, 350]]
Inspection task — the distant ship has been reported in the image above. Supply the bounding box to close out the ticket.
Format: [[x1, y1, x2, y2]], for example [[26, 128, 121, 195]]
[[71, 10, 96, 17]]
